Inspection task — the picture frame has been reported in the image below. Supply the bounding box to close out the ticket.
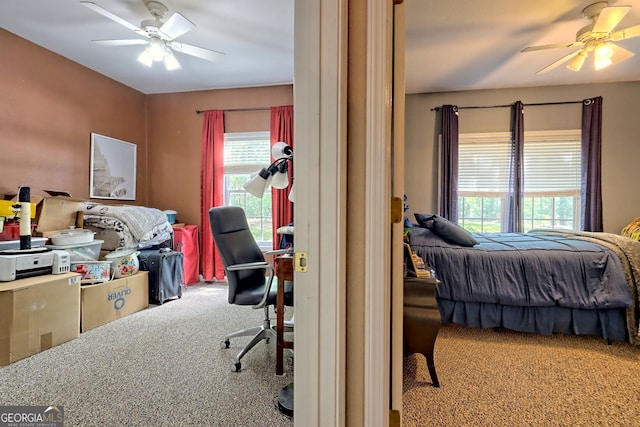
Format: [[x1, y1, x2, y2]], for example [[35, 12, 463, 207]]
[[89, 133, 137, 200], [404, 243, 418, 277]]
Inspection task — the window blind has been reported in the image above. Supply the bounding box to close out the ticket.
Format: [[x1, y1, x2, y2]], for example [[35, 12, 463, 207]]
[[459, 130, 581, 195], [224, 131, 271, 170], [459, 135, 510, 193], [523, 135, 581, 193]]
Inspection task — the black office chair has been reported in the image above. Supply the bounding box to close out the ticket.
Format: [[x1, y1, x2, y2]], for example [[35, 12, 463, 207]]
[[209, 206, 293, 372]]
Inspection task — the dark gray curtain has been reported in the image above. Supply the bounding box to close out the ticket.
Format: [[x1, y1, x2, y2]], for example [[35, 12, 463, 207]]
[[581, 97, 603, 231], [439, 105, 459, 221], [506, 101, 524, 232]]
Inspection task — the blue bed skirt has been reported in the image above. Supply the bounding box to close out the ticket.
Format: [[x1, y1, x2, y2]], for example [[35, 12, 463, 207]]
[[437, 298, 629, 343]]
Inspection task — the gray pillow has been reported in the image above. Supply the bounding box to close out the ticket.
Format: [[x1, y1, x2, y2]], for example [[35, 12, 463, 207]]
[[414, 213, 478, 247], [431, 216, 478, 247], [414, 213, 441, 229]]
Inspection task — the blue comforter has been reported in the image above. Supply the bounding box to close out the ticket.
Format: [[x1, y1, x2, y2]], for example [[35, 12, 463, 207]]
[[408, 228, 632, 310]]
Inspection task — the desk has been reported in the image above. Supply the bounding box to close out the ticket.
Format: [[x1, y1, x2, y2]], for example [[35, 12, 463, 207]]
[[275, 255, 294, 376]]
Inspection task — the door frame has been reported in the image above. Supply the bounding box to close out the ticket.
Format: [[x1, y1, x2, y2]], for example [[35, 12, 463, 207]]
[[293, 1, 397, 426]]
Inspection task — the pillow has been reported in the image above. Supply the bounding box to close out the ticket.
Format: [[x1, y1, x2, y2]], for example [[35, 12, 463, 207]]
[[414, 213, 440, 229], [431, 216, 478, 247], [413, 213, 478, 247]]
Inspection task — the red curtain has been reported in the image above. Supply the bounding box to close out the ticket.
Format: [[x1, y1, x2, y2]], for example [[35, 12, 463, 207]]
[[270, 105, 294, 249], [200, 110, 226, 281]]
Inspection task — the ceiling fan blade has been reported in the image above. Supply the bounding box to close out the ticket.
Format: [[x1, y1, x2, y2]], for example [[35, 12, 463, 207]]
[[536, 50, 581, 74], [159, 12, 195, 40], [608, 43, 635, 65], [169, 41, 225, 62], [521, 41, 583, 53], [610, 24, 640, 41], [592, 6, 631, 34], [80, 1, 146, 37], [92, 39, 149, 46]]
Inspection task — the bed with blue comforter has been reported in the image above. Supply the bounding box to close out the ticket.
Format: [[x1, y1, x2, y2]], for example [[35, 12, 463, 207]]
[[408, 227, 640, 344]]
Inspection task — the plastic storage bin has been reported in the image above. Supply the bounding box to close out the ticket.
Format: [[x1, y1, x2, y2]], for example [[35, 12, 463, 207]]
[[46, 239, 104, 261]]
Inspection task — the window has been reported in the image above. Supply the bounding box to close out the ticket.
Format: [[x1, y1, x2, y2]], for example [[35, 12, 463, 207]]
[[224, 131, 273, 247], [457, 130, 581, 232]]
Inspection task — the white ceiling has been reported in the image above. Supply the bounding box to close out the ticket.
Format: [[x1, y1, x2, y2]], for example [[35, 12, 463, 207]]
[[2, 0, 640, 95], [405, 0, 640, 94], [1, 0, 295, 94]]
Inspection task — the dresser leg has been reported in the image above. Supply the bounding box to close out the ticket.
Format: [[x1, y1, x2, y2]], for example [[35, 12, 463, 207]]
[[426, 352, 440, 387]]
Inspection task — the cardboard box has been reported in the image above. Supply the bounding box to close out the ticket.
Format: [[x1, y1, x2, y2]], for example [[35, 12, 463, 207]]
[[10, 195, 85, 236], [34, 196, 85, 234], [80, 271, 149, 332], [0, 273, 81, 367]]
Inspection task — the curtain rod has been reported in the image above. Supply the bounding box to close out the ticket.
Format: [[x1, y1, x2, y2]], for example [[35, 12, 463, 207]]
[[430, 100, 583, 112], [195, 107, 271, 114]]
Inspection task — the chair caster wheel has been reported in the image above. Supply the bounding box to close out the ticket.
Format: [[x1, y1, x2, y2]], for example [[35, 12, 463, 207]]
[[221, 340, 230, 349], [232, 362, 241, 372]]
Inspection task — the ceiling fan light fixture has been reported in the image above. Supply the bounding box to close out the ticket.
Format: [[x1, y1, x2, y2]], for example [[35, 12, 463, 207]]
[[594, 43, 614, 70], [566, 51, 587, 71], [149, 38, 165, 62], [163, 49, 181, 71], [137, 48, 153, 67], [522, 2, 640, 74], [84, 1, 226, 71]]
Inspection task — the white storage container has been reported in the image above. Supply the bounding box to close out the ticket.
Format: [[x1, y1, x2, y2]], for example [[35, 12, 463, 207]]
[[49, 229, 95, 245], [46, 239, 104, 261]]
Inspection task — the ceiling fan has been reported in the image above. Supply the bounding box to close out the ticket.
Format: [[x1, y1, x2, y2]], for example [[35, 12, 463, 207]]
[[80, 0, 225, 70], [521, 1, 640, 74]]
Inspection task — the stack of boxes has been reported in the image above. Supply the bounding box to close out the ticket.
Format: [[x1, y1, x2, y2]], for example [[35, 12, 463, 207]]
[[80, 271, 149, 332], [0, 195, 150, 366], [0, 273, 81, 367]]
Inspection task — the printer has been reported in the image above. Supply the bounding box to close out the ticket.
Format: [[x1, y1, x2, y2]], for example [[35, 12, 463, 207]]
[[0, 248, 70, 281], [0, 186, 72, 281]]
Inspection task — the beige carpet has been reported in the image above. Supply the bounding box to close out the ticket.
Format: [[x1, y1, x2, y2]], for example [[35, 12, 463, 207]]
[[0, 283, 293, 427], [4, 282, 639, 426], [403, 324, 640, 427]]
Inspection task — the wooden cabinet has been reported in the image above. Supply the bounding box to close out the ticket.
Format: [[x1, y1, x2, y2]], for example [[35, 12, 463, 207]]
[[403, 277, 441, 387]]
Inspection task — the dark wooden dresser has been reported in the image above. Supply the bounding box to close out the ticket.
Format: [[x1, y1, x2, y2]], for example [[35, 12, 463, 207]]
[[403, 277, 441, 387]]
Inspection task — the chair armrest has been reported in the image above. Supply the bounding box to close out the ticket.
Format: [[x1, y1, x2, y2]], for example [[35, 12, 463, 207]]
[[225, 261, 275, 309], [227, 261, 271, 271], [254, 263, 275, 309]]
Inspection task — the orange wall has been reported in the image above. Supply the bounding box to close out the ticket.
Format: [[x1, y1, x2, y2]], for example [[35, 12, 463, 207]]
[[0, 29, 148, 203], [0, 28, 293, 234], [146, 86, 293, 229]]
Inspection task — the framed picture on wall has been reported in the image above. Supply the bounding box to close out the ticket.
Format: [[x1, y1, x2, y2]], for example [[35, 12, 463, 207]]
[[89, 133, 136, 200]]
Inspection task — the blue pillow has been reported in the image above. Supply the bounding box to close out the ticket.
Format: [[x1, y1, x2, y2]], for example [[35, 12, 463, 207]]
[[414, 213, 441, 229], [414, 213, 478, 247]]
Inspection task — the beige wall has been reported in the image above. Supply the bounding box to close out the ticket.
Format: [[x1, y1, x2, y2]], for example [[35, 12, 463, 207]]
[[0, 28, 293, 235], [405, 82, 640, 233]]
